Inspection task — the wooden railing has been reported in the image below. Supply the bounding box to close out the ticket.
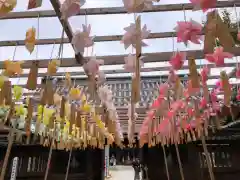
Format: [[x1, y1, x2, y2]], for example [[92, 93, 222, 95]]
[[0, 145, 104, 180], [142, 139, 240, 180]]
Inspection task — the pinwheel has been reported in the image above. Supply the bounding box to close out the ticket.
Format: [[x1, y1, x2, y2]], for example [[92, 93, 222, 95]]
[[169, 52, 186, 70], [200, 66, 210, 83], [14, 104, 27, 129], [60, 0, 85, 19], [25, 27, 36, 54], [122, 0, 158, 13], [47, 59, 60, 76], [0, 0, 17, 17], [121, 23, 150, 49], [3, 60, 24, 76], [205, 47, 234, 67], [174, 19, 202, 46], [237, 89, 240, 101], [42, 107, 55, 126], [83, 56, 104, 76], [190, 0, 217, 12], [123, 54, 144, 72], [98, 85, 113, 106], [72, 24, 95, 55], [69, 88, 81, 100], [236, 67, 240, 78], [96, 71, 106, 85], [13, 86, 23, 101]]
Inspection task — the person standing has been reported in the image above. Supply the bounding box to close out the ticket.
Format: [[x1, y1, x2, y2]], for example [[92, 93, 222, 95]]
[[132, 159, 140, 180]]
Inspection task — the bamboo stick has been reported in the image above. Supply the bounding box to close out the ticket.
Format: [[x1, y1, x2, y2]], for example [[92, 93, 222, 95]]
[[201, 133, 215, 180], [0, 128, 14, 180]]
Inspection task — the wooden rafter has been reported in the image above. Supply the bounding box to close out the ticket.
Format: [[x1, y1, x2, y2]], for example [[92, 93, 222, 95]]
[[0, 1, 239, 20], [0, 32, 187, 46], [49, 0, 84, 65], [0, 47, 239, 68]]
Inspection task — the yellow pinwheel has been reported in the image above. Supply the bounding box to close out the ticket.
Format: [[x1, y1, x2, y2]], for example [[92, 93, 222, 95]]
[[94, 115, 105, 129], [47, 59, 60, 75], [15, 105, 27, 117], [37, 105, 44, 121], [13, 86, 23, 100], [70, 88, 81, 100], [63, 120, 70, 133], [81, 103, 91, 112], [43, 107, 55, 125]]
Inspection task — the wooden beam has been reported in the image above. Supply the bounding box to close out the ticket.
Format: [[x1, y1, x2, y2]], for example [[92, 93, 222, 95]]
[[0, 32, 177, 46], [12, 64, 238, 78], [49, 0, 84, 65], [1, 1, 239, 19], [0, 47, 239, 68]]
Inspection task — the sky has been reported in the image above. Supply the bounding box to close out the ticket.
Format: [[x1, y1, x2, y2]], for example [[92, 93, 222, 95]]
[[0, 0, 240, 86]]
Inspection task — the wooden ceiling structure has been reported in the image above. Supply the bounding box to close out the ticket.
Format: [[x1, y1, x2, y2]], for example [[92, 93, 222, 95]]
[[1, 0, 240, 133]]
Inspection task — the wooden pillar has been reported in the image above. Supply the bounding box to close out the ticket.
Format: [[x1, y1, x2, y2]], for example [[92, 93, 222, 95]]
[[86, 148, 93, 180]]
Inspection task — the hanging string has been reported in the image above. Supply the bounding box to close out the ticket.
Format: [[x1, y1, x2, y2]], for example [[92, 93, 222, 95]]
[[162, 144, 170, 180], [36, 13, 40, 61], [183, 5, 187, 22], [85, 10, 89, 57], [32, 14, 41, 97], [50, 42, 56, 60]]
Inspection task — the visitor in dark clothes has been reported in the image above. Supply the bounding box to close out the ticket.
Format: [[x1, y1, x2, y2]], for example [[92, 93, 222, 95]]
[[141, 164, 147, 180], [132, 159, 140, 180]]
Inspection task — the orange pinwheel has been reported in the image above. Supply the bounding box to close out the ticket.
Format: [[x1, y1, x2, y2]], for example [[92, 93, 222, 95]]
[[0, 0, 17, 17], [3, 60, 24, 76], [25, 27, 36, 54], [47, 59, 60, 76]]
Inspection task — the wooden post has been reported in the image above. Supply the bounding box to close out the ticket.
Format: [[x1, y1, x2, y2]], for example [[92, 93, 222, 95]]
[[0, 129, 14, 180], [44, 125, 56, 180], [201, 134, 215, 180], [162, 145, 170, 180]]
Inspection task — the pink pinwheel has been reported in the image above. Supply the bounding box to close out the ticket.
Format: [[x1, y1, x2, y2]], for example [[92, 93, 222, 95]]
[[187, 80, 200, 95], [205, 47, 234, 67], [158, 83, 168, 97], [236, 67, 240, 78], [210, 90, 221, 112], [190, 0, 217, 12], [157, 118, 171, 135], [200, 66, 210, 83], [169, 52, 186, 70], [210, 90, 218, 103], [200, 98, 207, 109], [72, 24, 94, 54], [174, 19, 202, 46], [60, 0, 85, 19], [167, 100, 183, 119], [215, 80, 222, 89], [123, 54, 144, 72], [237, 89, 240, 101], [83, 56, 104, 76], [96, 71, 106, 85], [98, 85, 113, 105], [187, 108, 194, 116], [168, 69, 177, 82], [121, 23, 150, 49]]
